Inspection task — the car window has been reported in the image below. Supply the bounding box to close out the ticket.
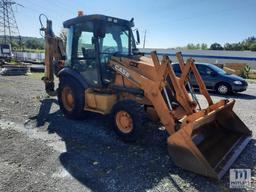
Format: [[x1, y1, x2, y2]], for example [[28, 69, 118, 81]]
[[172, 64, 181, 73], [196, 65, 213, 76], [208, 64, 227, 75]]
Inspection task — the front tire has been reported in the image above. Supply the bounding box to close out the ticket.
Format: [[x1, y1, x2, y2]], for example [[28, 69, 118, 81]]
[[58, 77, 87, 119], [216, 83, 231, 95], [111, 100, 146, 142]]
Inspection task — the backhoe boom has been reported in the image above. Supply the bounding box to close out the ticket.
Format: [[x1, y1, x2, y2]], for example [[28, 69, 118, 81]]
[[40, 18, 65, 96]]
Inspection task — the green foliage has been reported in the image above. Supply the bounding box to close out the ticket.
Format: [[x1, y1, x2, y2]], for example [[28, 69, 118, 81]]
[[9, 58, 18, 64], [210, 43, 223, 50], [243, 65, 251, 78], [28, 72, 44, 79], [223, 36, 256, 51], [224, 43, 232, 50], [201, 43, 208, 50], [0, 35, 44, 51], [249, 43, 256, 51], [3, 34, 256, 52], [186, 43, 208, 50], [24, 38, 44, 49], [242, 36, 256, 50], [183, 36, 256, 52], [232, 43, 243, 51], [10, 41, 19, 49], [59, 28, 67, 47], [22, 48, 44, 53], [186, 43, 197, 49]]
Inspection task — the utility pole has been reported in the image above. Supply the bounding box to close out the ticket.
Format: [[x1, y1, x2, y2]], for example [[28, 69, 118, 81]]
[[143, 30, 147, 49], [0, 0, 22, 48]]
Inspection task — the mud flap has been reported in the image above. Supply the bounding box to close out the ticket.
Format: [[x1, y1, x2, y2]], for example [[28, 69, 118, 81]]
[[167, 100, 252, 179]]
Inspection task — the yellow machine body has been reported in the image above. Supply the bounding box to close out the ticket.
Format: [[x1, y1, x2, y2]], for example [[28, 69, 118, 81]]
[[41, 13, 252, 179]]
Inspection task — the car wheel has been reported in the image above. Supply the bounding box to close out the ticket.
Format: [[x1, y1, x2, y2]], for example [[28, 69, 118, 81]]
[[216, 83, 231, 95]]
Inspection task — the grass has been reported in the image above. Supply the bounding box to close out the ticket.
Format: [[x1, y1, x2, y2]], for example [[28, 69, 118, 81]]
[[14, 49, 45, 53], [27, 72, 44, 80], [246, 79, 256, 84], [8, 59, 18, 64]]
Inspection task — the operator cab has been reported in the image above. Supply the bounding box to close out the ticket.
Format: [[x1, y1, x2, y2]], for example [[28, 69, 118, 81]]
[[63, 14, 138, 87]]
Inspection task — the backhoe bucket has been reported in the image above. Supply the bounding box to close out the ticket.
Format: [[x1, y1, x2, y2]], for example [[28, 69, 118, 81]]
[[167, 100, 252, 179]]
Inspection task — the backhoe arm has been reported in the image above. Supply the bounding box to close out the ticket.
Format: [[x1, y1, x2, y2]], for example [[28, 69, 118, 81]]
[[40, 17, 65, 96]]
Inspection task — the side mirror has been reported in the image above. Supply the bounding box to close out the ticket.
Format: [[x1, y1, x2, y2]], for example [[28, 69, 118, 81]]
[[136, 29, 140, 44]]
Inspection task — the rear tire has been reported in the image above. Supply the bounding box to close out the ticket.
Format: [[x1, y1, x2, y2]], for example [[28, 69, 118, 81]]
[[111, 100, 146, 142], [216, 83, 231, 95], [58, 76, 87, 119]]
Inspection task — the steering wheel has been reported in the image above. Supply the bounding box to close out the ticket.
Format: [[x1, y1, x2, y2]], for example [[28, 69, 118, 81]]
[[103, 47, 118, 54]]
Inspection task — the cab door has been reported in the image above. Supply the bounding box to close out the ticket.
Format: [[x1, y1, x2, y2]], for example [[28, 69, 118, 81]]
[[71, 22, 101, 87], [98, 24, 130, 85]]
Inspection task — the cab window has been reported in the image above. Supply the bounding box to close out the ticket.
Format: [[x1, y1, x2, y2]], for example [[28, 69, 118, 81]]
[[98, 24, 130, 84], [72, 22, 99, 86], [99, 24, 129, 55]]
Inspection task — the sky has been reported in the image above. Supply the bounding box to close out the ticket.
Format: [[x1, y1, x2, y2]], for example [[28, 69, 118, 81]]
[[13, 0, 256, 48]]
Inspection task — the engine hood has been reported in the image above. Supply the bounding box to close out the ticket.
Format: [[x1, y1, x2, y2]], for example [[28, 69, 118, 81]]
[[225, 74, 245, 81]]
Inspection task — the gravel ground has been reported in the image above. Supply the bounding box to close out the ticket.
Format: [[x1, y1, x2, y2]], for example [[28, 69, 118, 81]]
[[0, 74, 255, 192]]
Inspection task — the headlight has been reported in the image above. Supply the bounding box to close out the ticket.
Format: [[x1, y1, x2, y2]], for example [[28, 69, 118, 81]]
[[233, 80, 242, 85]]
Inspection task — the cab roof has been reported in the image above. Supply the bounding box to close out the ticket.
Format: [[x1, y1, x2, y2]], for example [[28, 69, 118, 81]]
[[63, 14, 134, 28]]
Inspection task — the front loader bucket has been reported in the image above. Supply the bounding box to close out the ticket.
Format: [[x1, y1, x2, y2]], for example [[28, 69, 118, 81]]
[[167, 100, 252, 179]]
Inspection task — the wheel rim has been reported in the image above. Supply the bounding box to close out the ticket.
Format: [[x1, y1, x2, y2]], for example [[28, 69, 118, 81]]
[[61, 86, 74, 111], [115, 111, 133, 133], [218, 85, 228, 94]]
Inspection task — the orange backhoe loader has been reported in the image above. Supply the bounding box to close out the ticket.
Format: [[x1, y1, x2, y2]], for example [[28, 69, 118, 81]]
[[39, 12, 252, 179]]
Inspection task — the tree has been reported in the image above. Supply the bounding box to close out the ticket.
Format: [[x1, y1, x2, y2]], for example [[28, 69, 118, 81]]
[[186, 43, 202, 50], [210, 43, 223, 50], [186, 43, 196, 49], [231, 43, 243, 51], [250, 43, 256, 51], [10, 41, 18, 49], [24, 38, 44, 50], [195, 43, 200, 49], [59, 28, 67, 46], [224, 43, 233, 50], [242, 36, 256, 50], [201, 43, 208, 50]]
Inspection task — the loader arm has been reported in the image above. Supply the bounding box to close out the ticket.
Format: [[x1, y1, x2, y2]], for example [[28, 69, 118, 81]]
[[109, 53, 176, 135], [40, 18, 65, 96], [176, 52, 213, 106], [109, 51, 198, 135], [109, 51, 251, 179]]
